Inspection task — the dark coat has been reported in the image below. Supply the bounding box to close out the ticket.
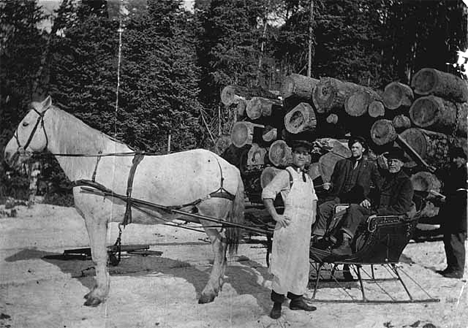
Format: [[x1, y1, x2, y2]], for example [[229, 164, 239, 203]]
[[438, 165, 467, 232], [375, 170, 414, 216], [328, 156, 382, 203]]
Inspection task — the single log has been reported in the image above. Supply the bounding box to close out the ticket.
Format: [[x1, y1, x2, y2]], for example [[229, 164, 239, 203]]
[[280, 74, 319, 100], [399, 128, 454, 168], [230, 121, 264, 148], [344, 90, 370, 117], [260, 166, 283, 189], [236, 99, 247, 116], [246, 97, 282, 120], [247, 143, 268, 168], [411, 67, 468, 103], [268, 140, 292, 167], [410, 171, 442, 193], [214, 135, 232, 155], [326, 113, 339, 124], [382, 82, 414, 110], [220, 85, 278, 106], [345, 89, 382, 117], [392, 114, 411, 132], [368, 100, 385, 118], [284, 102, 317, 134], [312, 77, 365, 114], [262, 126, 278, 143], [409, 95, 467, 137], [370, 119, 397, 146], [318, 142, 351, 183]]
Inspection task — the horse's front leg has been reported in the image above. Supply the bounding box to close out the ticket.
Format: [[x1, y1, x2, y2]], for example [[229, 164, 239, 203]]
[[76, 204, 110, 307], [198, 226, 227, 304]]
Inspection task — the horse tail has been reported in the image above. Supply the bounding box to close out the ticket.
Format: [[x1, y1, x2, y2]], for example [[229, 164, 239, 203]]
[[226, 170, 245, 255]]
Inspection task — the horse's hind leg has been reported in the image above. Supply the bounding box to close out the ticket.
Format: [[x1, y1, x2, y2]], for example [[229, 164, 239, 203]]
[[198, 225, 227, 304], [76, 204, 110, 307]]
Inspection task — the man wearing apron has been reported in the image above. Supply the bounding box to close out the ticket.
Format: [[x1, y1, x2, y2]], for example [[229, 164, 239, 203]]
[[262, 140, 318, 319]]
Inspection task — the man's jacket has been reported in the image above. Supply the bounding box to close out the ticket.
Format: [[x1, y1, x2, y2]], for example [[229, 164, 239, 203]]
[[375, 170, 414, 216], [328, 156, 382, 203]]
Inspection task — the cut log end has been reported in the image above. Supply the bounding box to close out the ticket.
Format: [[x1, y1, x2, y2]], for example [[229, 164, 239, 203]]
[[370, 119, 397, 146], [345, 91, 370, 117], [392, 114, 411, 132], [268, 140, 292, 167], [231, 122, 254, 148], [382, 82, 414, 110], [284, 102, 317, 134], [368, 101, 385, 118]]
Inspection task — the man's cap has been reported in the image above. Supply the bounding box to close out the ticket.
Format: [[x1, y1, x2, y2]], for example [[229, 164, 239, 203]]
[[348, 136, 367, 150], [449, 147, 467, 159], [384, 147, 407, 162], [290, 139, 313, 151]]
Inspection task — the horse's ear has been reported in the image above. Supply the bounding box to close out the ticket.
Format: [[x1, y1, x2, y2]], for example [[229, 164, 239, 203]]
[[41, 96, 52, 111]]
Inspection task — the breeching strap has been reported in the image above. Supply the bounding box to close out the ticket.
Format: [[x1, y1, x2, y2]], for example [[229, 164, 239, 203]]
[[122, 152, 145, 226]]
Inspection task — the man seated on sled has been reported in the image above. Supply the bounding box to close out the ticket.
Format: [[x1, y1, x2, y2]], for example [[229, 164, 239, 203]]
[[312, 136, 382, 241], [331, 147, 414, 256]]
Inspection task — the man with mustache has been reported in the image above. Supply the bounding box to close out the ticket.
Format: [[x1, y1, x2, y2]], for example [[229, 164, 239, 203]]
[[331, 147, 414, 256]]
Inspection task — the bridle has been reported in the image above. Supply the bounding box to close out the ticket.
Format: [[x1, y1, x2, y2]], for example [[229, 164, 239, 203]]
[[14, 105, 50, 156]]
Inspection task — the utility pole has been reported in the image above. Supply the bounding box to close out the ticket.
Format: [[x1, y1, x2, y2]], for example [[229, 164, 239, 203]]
[[307, 0, 314, 77]]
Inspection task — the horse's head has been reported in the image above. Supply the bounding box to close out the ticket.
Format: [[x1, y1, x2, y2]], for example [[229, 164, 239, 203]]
[[4, 96, 53, 169]]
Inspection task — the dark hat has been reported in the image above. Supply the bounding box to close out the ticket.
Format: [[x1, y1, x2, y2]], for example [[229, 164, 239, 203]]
[[290, 140, 313, 151], [449, 147, 467, 159], [348, 136, 367, 150], [384, 147, 406, 162]]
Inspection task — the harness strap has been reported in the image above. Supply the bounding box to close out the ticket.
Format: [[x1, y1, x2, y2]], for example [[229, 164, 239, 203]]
[[91, 151, 103, 182], [122, 152, 145, 226]]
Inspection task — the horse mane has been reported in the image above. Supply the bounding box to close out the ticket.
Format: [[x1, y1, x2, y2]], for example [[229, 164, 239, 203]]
[[48, 105, 132, 180]]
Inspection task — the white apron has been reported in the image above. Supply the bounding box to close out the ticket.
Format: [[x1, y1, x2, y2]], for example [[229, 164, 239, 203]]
[[271, 167, 316, 296]]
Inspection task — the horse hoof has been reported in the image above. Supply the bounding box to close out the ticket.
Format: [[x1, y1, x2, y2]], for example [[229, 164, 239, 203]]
[[84, 297, 102, 307], [198, 294, 215, 304]]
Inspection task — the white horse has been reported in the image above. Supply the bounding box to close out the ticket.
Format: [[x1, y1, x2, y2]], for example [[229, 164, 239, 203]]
[[4, 96, 245, 307]]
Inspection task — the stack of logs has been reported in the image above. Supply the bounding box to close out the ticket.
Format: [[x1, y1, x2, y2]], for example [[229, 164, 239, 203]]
[[217, 68, 468, 218]]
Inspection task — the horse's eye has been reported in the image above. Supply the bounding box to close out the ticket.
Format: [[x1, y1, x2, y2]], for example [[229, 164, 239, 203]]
[[22, 121, 29, 127]]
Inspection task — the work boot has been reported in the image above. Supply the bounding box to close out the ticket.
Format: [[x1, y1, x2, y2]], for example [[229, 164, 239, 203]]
[[436, 267, 453, 275], [269, 302, 282, 319], [441, 270, 464, 279], [331, 238, 352, 257], [289, 297, 317, 311]]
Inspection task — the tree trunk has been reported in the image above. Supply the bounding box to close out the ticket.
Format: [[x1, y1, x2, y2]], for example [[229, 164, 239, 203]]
[[409, 95, 467, 137], [280, 73, 319, 100], [367, 100, 385, 118], [262, 126, 278, 143], [260, 166, 283, 189], [230, 122, 264, 148], [344, 89, 381, 117], [247, 143, 268, 168], [246, 96, 282, 120], [370, 119, 397, 146], [268, 140, 292, 167], [392, 114, 411, 132], [312, 77, 365, 114], [284, 102, 317, 134], [318, 142, 351, 183], [220, 85, 279, 106], [382, 82, 414, 110], [399, 128, 454, 168], [411, 67, 468, 103], [236, 99, 247, 116]]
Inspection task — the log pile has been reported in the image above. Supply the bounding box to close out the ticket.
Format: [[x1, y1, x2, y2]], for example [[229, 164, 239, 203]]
[[217, 68, 468, 217]]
